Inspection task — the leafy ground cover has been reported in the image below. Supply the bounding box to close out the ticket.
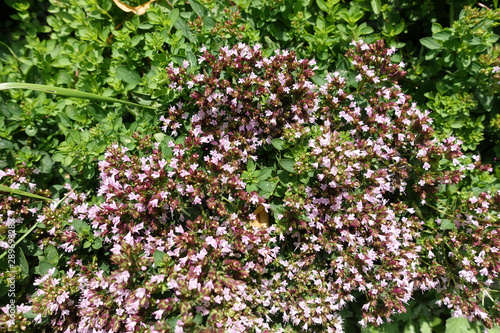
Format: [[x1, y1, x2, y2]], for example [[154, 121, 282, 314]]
[[1, 0, 500, 332]]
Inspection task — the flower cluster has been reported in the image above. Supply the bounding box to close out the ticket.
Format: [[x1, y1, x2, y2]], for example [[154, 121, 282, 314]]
[[3, 40, 500, 332]]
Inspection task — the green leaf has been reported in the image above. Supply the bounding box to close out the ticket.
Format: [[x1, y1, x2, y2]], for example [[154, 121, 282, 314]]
[[116, 66, 141, 85], [174, 17, 194, 42], [419, 319, 433, 333], [257, 180, 276, 193], [370, 0, 381, 15], [92, 237, 103, 250], [277, 169, 294, 185], [445, 317, 474, 333], [316, 0, 329, 12], [299, 172, 311, 184], [38, 261, 56, 276], [279, 159, 295, 173], [256, 167, 273, 180], [82, 164, 96, 179], [476, 88, 494, 111], [316, 15, 326, 31], [247, 158, 256, 173], [72, 219, 90, 235], [0, 82, 154, 112], [0, 138, 14, 151], [0, 283, 7, 298], [0, 185, 51, 201], [153, 132, 166, 143], [18, 248, 29, 278], [439, 219, 456, 230], [271, 138, 285, 150], [20, 239, 41, 256], [44, 244, 59, 266], [25, 125, 38, 136], [168, 8, 180, 30], [456, 54, 471, 70], [433, 30, 452, 41], [420, 37, 441, 50], [246, 184, 259, 193], [39, 153, 54, 174], [358, 23, 374, 35], [153, 250, 166, 267], [450, 121, 463, 129], [403, 321, 416, 333], [189, 0, 207, 17]]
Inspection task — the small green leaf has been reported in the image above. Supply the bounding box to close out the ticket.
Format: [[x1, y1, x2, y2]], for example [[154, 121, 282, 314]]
[[257, 180, 276, 193], [279, 159, 295, 173], [433, 30, 452, 41], [194, 313, 203, 325], [168, 8, 179, 30], [476, 88, 494, 111], [153, 133, 166, 143], [456, 54, 471, 70], [358, 23, 374, 35], [420, 37, 441, 50], [439, 219, 456, 230], [271, 138, 285, 150], [72, 219, 90, 235], [246, 183, 259, 193], [370, 0, 381, 15], [92, 237, 103, 250], [18, 248, 29, 278], [44, 244, 59, 266], [189, 0, 207, 17], [419, 319, 433, 333], [247, 158, 256, 173], [38, 261, 56, 276], [82, 164, 96, 179], [153, 250, 166, 267], [299, 173, 310, 184], [116, 66, 141, 85], [25, 125, 38, 136], [316, 0, 329, 12], [256, 167, 273, 180], [403, 321, 416, 333], [445, 317, 474, 333], [277, 169, 294, 185], [20, 239, 42, 256]]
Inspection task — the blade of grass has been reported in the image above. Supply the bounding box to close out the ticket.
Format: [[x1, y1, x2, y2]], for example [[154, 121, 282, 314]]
[[0, 185, 52, 201], [0, 41, 19, 61], [0, 82, 156, 114]]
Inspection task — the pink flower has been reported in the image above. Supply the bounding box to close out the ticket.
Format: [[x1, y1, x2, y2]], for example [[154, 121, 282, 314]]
[[193, 196, 202, 205], [188, 278, 198, 290]]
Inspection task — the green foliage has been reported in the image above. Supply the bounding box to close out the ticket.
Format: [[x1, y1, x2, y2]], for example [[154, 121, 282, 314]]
[[0, 0, 262, 192], [415, 6, 500, 161], [1, 0, 500, 332], [425, 92, 484, 151]]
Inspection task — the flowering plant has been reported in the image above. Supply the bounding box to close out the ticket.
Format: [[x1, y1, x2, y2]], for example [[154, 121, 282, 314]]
[[1, 40, 500, 332]]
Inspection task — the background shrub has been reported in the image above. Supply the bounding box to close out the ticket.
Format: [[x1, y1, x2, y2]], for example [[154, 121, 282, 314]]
[[1, 1, 500, 332]]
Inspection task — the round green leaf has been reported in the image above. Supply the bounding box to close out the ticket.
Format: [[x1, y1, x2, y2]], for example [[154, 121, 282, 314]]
[[25, 125, 38, 136]]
